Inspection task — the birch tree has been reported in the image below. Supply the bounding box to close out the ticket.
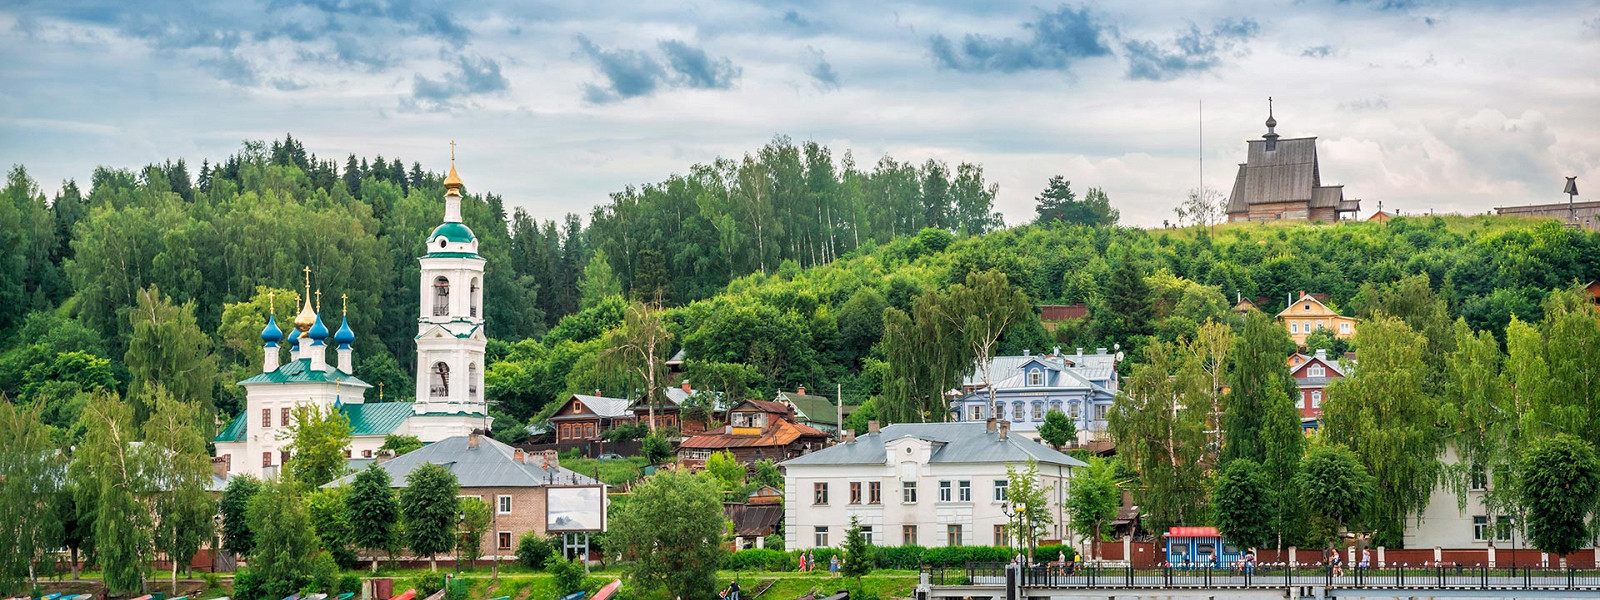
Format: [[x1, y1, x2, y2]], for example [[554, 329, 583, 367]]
[[601, 301, 673, 432], [142, 386, 216, 591]]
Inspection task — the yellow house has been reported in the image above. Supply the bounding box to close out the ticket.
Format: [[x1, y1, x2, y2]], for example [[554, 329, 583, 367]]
[[1276, 292, 1357, 345]]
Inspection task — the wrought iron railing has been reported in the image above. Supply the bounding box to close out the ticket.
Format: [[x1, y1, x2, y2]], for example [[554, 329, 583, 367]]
[[958, 562, 1600, 591]]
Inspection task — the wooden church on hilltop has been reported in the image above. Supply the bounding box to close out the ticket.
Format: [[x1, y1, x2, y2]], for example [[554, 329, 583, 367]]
[[1225, 101, 1362, 223]]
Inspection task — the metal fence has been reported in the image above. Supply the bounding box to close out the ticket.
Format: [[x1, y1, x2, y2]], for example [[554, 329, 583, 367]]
[[953, 562, 1600, 591]]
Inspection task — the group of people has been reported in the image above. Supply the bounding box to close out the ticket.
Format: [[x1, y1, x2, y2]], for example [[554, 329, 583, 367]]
[[795, 551, 842, 577], [1324, 547, 1373, 576]]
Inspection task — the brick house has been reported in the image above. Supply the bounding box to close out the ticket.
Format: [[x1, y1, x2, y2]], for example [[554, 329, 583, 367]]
[[678, 400, 829, 466], [328, 432, 605, 562]]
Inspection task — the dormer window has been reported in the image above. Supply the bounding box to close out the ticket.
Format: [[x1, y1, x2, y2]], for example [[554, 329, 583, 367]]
[[1308, 365, 1325, 378], [1028, 370, 1043, 386]]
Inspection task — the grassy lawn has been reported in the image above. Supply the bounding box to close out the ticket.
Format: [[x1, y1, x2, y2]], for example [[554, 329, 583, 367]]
[[558, 456, 650, 487]]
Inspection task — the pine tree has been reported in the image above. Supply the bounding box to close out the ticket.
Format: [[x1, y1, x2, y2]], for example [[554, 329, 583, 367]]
[[840, 515, 874, 588]]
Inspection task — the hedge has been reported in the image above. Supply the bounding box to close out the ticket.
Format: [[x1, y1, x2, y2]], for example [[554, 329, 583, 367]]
[[724, 545, 1070, 572]]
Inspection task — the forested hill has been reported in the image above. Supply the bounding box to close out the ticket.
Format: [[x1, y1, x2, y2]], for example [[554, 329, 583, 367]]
[[3, 133, 1598, 441]]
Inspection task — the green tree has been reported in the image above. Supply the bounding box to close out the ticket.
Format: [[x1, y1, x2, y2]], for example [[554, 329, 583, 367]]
[[840, 515, 874, 588], [1322, 314, 1443, 546], [947, 271, 1032, 408], [1213, 459, 1273, 551], [284, 403, 353, 488], [601, 301, 674, 432], [1099, 251, 1152, 341], [1033, 176, 1117, 226], [1518, 434, 1600, 557], [457, 497, 492, 569], [1038, 410, 1077, 450], [142, 386, 216, 590], [578, 249, 622, 310], [380, 434, 424, 455], [124, 285, 218, 424], [705, 451, 745, 492], [1108, 338, 1210, 532], [400, 462, 460, 571], [220, 475, 262, 557], [345, 464, 399, 573], [547, 554, 587, 595], [610, 469, 727, 600], [641, 433, 672, 465], [1222, 310, 1303, 546], [1066, 456, 1118, 560], [1002, 460, 1055, 557], [247, 480, 315, 599], [1296, 444, 1373, 540], [0, 398, 63, 594], [305, 487, 351, 557], [74, 393, 151, 594], [516, 533, 556, 570]]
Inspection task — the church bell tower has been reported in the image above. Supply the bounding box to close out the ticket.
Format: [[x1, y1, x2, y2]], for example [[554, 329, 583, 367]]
[[413, 142, 489, 431]]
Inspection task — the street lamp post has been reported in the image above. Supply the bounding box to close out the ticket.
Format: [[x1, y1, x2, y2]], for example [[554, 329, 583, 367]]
[[1002, 502, 1030, 564]]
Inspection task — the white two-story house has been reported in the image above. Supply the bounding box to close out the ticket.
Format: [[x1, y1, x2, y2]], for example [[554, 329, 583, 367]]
[[781, 420, 1086, 551]]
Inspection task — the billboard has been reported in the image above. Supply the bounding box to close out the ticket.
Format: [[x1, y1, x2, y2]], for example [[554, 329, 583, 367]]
[[547, 487, 604, 531]]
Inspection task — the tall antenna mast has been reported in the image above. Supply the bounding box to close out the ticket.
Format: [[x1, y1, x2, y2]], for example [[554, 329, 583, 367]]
[[1199, 99, 1203, 202]]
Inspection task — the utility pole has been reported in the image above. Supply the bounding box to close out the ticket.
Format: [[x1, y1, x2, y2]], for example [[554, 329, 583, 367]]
[[837, 383, 843, 437]]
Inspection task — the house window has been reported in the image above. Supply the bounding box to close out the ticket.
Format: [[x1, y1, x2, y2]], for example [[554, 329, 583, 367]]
[[262, 452, 272, 467], [261, 408, 271, 428], [1311, 391, 1322, 408], [1069, 402, 1081, 419], [344, 449, 351, 458], [1095, 404, 1109, 421], [947, 524, 963, 547], [281, 407, 290, 427], [903, 525, 918, 546], [993, 480, 1009, 502], [903, 482, 917, 504], [1495, 516, 1513, 541], [1316, 320, 1325, 330], [433, 276, 450, 316], [861, 526, 874, 545], [939, 481, 952, 502], [498, 495, 513, 514], [497, 532, 513, 551], [1340, 322, 1352, 334], [815, 526, 830, 547], [849, 482, 862, 505], [1028, 370, 1043, 386], [1309, 365, 1325, 378], [1012, 403, 1025, 421], [995, 524, 1007, 546], [968, 405, 983, 421], [868, 481, 881, 504], [1049, 401, 1062, 416], [1303, 303, 1312, 311], [1290, 322, 1299, 334], [362, 449, 372, 458], [280, 450, 290, 465], [958, 481, 971, 502], [430, 362, 450, 397], [1469, 466, 1488, 491], [1473, 516, 1489, 541], [469, 278, 480, 318], [468, 363, 478, 400], [1032, 402, 1044, 421], [814, 482, 829, 505]]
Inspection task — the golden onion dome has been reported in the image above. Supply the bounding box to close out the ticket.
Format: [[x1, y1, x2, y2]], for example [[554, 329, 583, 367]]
[[444, 164, 463, 192], [293, 296, 316, 332]]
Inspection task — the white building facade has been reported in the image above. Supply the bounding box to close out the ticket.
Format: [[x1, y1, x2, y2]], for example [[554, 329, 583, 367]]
[[781, 421, 1085, 551], [1404, 447, 1527, 551]]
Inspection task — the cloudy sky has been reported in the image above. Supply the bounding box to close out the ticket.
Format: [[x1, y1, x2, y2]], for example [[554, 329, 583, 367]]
[[2, 0, 1597, 227]]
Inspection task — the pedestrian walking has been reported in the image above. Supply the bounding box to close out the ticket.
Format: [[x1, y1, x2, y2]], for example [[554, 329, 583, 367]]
[[798, 553, 807, 572], [729, 579, 741, 600], [1359, 548, 1371, 572], [830, 554, 840, 577]]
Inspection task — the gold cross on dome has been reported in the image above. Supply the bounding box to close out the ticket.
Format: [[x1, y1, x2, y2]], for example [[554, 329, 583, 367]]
[[341, 293, 348, 315], [268, 290, 275, 313], [450, 140, 457, 162], [302, 266, 311, 294], [315, 289, 322, 312]]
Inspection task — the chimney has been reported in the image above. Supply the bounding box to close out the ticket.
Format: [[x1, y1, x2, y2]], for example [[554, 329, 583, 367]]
[[1096, 347, 1107, 355], [867, 420, 880, 434], [468, 431, 480, 449], [376, 449, 396, 464], [1300, 290, 1308, 299], [539, 449, 560, 470], [211, 455, 231, 478], [514, 449, 526, 464], [1022, 349, 1030, 356], [841, 429, 855, 443], [1314, 349, 1327, 360], [1051, 346, 1061, 357], [681, 379, 692, 394], [797, 385, 806, 396], [998, 420, 1010, 441], [1076, 348, 1084, 356], [986, 417, 998, 433], [594, 389, 602, 397]]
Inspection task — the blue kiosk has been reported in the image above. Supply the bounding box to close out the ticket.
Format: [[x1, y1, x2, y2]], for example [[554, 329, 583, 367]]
[[1164, 527, 1243, 568]]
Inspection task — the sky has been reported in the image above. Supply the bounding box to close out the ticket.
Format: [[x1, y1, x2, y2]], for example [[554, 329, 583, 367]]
[[2, 0, 1598, 228]]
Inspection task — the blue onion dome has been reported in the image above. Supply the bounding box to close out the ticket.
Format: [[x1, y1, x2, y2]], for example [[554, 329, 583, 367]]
[[309, 313, 329, 343], [334, 315, 355, 347], [261, 314, 283, 344], [287, 326, 301, 343]]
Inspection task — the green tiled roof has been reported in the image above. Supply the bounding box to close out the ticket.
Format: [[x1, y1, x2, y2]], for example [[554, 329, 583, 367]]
[[238, 358, 373, 388], [414, 322, 483, 340], [343, 402, 416, 436], [215, 414, 247, 443], [430, 222, 476, 243], [777, 391, 843, 426], [423, 251, 482, 259]]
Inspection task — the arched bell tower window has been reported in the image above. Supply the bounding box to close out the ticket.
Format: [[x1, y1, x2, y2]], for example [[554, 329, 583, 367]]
[[430, 362, 450, 397], [468, 363, 478, 400], [433, 276, 450, 316], [470, 278, 480, 318]]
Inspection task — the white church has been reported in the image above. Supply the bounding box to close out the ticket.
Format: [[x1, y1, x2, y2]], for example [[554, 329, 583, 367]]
[[214, 158, 491, 479]]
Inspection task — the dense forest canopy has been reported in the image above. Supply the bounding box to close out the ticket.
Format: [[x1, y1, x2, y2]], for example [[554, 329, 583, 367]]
[[4, 133, 1599, 440]]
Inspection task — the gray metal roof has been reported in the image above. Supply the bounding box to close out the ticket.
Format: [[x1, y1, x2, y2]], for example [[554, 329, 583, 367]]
[[964, 352, 1115, 388], [326, 435, 601, 489], [779, 422, 1087, 468], [559, 394, 633, 419]]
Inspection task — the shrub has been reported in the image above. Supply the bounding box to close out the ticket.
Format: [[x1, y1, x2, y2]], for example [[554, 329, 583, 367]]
[[727, 549, 793, 572], [337, 574, 362, 595], [517, 532, 557, 569], [232, 568, 263, 600], [547, 554, 587, 596], [1033, 544, 1078, 563], [406, 572, 445, 598], [443, 578, 468, 600], [203, 572, 222, 588], [874, 545, 926, 570], [311, 551, 341, 592]]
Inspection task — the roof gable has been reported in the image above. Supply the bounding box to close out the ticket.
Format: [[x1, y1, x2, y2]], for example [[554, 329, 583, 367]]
[[775, 392, 841, 425], [780, 422, 1087, 468], [238, 358, 371, 388], [1275, 294, 1341, 318], [553, 394, 633, 419], [326, 435, 601, 488]]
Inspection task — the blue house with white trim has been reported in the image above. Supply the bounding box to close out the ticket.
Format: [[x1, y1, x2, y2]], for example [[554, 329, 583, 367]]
[[948, 347, 1119, 442]]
